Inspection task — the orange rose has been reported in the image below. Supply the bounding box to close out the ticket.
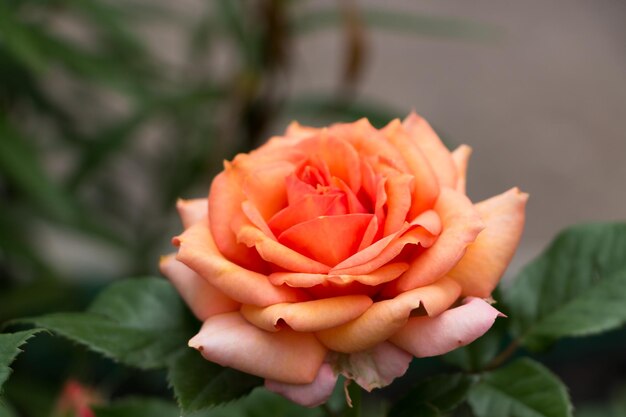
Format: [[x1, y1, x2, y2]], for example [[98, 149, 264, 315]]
[[161, 113, 527, 407]]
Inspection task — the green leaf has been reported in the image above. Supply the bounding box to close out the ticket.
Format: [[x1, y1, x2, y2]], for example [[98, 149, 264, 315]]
[[389, 373, 473, 417], [94, 398, 180, 417], [293, 8, 500, 42], [15, 277, 193, 370], [0, 329, 41, 392], [467, 358, 572, 417], [168, 348, 262, 415], [193, 388, 324, 417], [504, 222, 626, 350]]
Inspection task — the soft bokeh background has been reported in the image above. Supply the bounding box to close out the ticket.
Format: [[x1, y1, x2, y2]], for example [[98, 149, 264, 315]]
[[1, 0, 625, 416]]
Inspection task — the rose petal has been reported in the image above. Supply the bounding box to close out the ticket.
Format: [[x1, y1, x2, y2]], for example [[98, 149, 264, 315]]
[[383, 174, 414, 236], [448, 187, 528, 297], [268, 193, 347, 236], [160, 254, 240, 321], [331, 119, 410, 173], [358, 215, 379, 251], [265, 363, 338, 408], [451, 145, 472, 194], [298, 131, 362, 192], [269, 262, 409, 288], [382, 119, 440, 217], [242, 200, 277, 240], [331, 210, 441, 276], [383, 188, 484, 297], [242, 162, 293, 220], [208, 167, 266, 271], [390, 297, 503, 357], [175, 220, 309, 306], [315, 277, 461, 353], [285, 121, 320, 140], [403, 112, 457, 189], [189, 312, 327, 384], [176, 198, 208, 229], [333, 342, 412, 391], [278, 213, 374, 267], [331, 177, 368, 214], [240, 295, 373, 332], [237, 223, 331, 273]]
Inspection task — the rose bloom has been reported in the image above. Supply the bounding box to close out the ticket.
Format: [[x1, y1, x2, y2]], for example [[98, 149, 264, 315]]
[[161, 113, 527, 407]]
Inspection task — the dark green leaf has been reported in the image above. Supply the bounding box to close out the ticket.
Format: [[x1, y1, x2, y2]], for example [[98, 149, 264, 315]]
[[168, 348, 262, 415], [293, 8, 500, 42], [193, 388, 324, 417], [94, 398, 180, 417], [389, 374, 473, 417], [504, 223, 626, 350], [0, 330, 41, 392], [15, 277, 193, 370], [468, 358, 572, 417]]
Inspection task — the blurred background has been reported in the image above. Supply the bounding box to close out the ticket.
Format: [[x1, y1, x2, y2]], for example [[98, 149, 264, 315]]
[[1, 0, 625, 416]]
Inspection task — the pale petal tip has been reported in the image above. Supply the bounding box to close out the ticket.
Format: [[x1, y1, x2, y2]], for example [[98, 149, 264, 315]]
[[158, 254, 175, 272], [187, 337, 202, 351], [456, 144, 473, 155], [508, 187, 529, 202]]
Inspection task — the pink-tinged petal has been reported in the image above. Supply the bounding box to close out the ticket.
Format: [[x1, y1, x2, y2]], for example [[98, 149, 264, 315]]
[[176, 198, 208, 229], [240, 295, 373, 332], [160, 254, 240, 321], [448, 188, 528, 297], [382, 119, 440, 217], [265, 363, 338, 408], [315, 277, 460, 353], [451, 145, 472, 194], [383, 174, 414, 236], [189, 312, 326, 384], [269, 262, 409, 288], [208, 167, 266, 271], [390, 297, 504, 357], [237, 224, 331, 273], [383, 188, 485, 297], [333, 342, 412, 391], [331, 210, 441, 276], [174, 220, 309, 306], [268, 193, 346, 236], [242, 162, 293, 220], [298, 131, 362, 192], [403, 112, 457, 189], [278, 213, 374, 267]]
